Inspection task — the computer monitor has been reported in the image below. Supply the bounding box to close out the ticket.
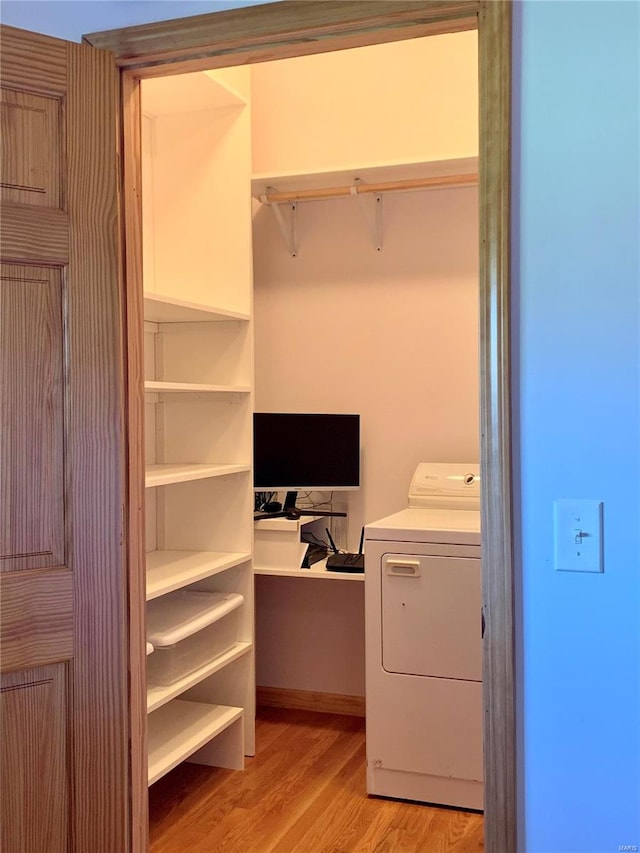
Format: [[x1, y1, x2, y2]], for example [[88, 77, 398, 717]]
[[253, 412, 360, 517]]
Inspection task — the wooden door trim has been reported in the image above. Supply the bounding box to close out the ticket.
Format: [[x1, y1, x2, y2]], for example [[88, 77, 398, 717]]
[[97, 2, 515, 850], [84, 1, 479, 75], [478, 4, 515, 852], [66, 39, 130, 852], [118, 69, 149, 853]]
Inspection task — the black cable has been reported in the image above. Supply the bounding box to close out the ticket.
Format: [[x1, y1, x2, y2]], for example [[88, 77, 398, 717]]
[[301, 531, 329, 548], [299, 490, 336, 510], [255, 490, 277, 511]]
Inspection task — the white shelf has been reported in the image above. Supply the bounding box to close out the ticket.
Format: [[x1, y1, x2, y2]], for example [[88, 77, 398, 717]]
[[143, 292, 250, 324], [254, 560, 365, 582], [253, 514, 325, 532], [147, 642, 252, 713], [147, 590, 243, 646], [145, 463, 250, 488], [145, 380, 251, 395], [142, 71, 246, 118], [252, 156, 478, 199], [146, 550, 250, 600], [148, 699, 243, 785]]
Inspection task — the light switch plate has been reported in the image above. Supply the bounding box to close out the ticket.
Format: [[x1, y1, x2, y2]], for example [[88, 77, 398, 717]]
[[554, 500, 603, 573]]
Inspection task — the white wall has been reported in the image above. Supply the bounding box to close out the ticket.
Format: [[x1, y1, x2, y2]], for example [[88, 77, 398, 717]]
[[251, 33, 478, 699], [255, 576, 365, 695], [251, 33, 479, 552], [253, 186, 478, 697], [251, 32, 478, 175], [515, 2, 640, 850], [253, 187, 479, 550]]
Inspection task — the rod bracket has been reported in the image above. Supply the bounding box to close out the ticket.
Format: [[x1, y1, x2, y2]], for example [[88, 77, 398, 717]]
[[351, 179, 383, 251], [261, 188, 298, 257]]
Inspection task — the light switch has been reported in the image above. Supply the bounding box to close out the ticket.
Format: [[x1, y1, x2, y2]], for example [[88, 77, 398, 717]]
[[554, 500, 603, 573]]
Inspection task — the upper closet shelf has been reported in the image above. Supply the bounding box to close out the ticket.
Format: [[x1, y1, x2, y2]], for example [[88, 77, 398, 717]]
[[253, 157, 478, 255], [252, 157, 478, 203], [145, 381, 251, 396], [144, 292, 250, 324], [145, 463, 250, 488], [142, 70, 246, 117]]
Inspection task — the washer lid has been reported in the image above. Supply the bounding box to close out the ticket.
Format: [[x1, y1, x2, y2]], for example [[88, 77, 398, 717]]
[[365, 507, 480, 545]]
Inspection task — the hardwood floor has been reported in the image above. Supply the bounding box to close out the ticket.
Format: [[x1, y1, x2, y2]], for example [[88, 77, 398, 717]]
[[149, 708, 484, 853]]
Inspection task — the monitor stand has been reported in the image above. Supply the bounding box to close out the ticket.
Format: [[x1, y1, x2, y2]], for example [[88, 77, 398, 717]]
[[254, 491, 346, 521]]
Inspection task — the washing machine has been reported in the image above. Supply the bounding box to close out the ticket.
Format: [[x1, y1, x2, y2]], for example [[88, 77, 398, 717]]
[[364, 462, 483, 810]]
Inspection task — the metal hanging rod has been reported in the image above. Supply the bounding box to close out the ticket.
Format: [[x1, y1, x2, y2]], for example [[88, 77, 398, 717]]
[[258, 172, 478, 205]]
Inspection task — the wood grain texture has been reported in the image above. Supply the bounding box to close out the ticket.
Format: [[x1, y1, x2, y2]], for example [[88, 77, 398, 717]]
[[0, 664, 69, 852], [84, 1, 479, 74], [1, 26, 131, 852], [478, 3, 516, 853], [0, 264, 65, 572], [149, 708, 484, 853], [0, 203, 68, 264], [132, 20, 478, 80], [65, 40, 130, 852], [121, 68, 149, 853], [0, 570, 73, 672], [0, 87, 61, 207], [0, 25, 66, 94], [257, 686, 365, 718]]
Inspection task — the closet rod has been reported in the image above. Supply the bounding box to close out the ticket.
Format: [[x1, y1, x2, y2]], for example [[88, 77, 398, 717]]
[[259, 172, 478, 204]]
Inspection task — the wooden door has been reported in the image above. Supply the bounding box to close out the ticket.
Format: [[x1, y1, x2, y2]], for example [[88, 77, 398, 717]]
[[0, 26, 131, 852]]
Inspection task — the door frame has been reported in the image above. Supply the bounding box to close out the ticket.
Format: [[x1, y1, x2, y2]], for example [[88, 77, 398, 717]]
[[86, 2, 514, 850]]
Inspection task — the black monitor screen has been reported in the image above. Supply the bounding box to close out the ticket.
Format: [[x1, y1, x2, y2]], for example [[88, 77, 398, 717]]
[[253, 413, 360, 490]]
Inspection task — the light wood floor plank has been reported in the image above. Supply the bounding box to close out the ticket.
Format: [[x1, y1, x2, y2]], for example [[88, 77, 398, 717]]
[[149, 708, 483, 853]]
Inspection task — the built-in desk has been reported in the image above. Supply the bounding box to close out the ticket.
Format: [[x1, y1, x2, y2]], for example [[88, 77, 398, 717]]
[[253, 515, 364, 582], [253, 514, 366, 710], [254, 559, 364, 581]]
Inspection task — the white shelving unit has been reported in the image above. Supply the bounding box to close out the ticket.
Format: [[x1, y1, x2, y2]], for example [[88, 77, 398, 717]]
[[148, 700, 244, 786], [141, 66, 255, 787]]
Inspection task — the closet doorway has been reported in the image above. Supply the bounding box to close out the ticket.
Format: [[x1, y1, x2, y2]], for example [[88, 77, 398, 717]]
[[86, 3, 513, 851]]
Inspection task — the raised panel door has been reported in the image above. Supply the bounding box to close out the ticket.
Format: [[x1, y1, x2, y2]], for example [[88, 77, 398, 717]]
[[0, 25, 133, 852]]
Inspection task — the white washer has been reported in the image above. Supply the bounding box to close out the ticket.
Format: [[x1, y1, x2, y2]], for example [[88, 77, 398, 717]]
[[364, 462, 483, 810]]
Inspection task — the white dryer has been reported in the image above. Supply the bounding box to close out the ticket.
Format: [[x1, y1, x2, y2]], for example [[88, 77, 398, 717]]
[[364, 462, 483, 810]]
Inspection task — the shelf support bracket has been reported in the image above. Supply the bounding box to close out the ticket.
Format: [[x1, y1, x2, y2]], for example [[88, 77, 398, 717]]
[[262, 189, 298, 257], [351, 180, 383, 251]]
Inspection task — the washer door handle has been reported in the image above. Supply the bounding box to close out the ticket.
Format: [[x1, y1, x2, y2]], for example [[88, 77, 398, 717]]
[[385, 559, 421, 577]]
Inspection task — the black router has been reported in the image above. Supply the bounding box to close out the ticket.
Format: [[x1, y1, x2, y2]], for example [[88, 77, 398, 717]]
[[326, 527, 365, 573]]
